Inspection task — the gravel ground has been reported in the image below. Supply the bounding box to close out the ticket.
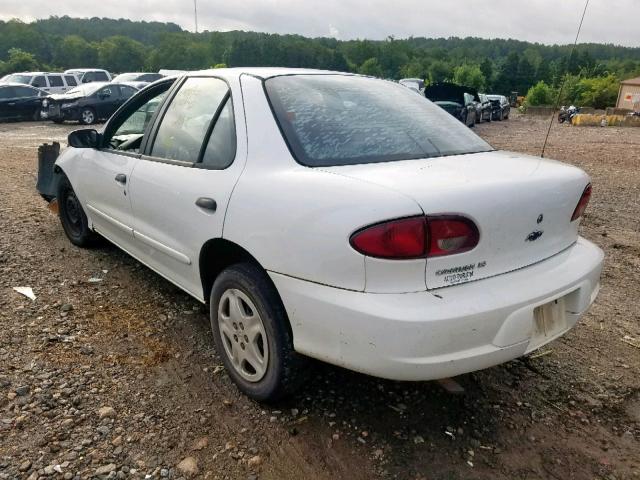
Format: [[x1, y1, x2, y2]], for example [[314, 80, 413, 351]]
[[0, 114, 639, 480]]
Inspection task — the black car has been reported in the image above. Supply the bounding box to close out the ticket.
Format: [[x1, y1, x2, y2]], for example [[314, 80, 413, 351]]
[[475, 93, 492, 123], [0, 83, 47, 122], [487, 95, 510, 121], [41, 82, 139, 125], [424, 83, 479, 127]]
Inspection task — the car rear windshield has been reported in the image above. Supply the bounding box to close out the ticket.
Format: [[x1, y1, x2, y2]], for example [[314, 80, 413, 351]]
[[265, 75, 493, 167]]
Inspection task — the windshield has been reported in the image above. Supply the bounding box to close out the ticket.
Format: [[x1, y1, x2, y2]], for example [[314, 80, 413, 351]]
[[265, 75, 492, 167], [66, 83, 104, 96], [4, 74, 32, 84], [113, 73, 139, 82]]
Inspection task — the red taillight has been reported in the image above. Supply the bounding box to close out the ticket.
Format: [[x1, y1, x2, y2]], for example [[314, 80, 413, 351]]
[[350, 216, 426, 259], [350, 215, 479, 259], [426, 216, 480, 257], [571, 184, 592, 221]]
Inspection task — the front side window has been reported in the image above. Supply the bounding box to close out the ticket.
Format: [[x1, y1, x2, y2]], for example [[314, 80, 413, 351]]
[[113, 92, 167, 139], [97, 87, 114, 99], [266, 75, 493, 167], [151, 77, 229, 163], [65, 75, 77, 86], [48, 75, 63, 87], [0, 87, 15, 99], [104, 80, 174, 153]]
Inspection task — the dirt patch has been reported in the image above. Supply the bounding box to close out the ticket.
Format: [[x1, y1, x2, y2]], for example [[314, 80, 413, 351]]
[[0, 116, 638, 479]]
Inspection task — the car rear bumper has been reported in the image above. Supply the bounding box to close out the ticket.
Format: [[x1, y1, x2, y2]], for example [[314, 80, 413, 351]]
[[270, 237, 603, 381]]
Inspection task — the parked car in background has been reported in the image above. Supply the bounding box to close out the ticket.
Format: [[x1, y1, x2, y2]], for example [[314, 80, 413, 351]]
[[399, 78, 425, 95], [0, 83, 48, 121], [41, 69, 602, 401], [476, 93, 492, 123], [425, 82, 478, 127], [112, 72, 165, 89], [41, 82, 138, 124], [64, 69, 112, 84], [487, 94, 510, 120], [0, 72, 78, 94]]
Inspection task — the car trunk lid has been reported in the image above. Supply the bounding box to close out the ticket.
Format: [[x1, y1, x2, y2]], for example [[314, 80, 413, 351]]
[[321, 150, 589, 289]]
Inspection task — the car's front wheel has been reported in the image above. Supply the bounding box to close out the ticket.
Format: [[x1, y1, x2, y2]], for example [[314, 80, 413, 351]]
[[57, 174, 99, 247], [210, 263, 306, 402], [79, 107, 96, 125]]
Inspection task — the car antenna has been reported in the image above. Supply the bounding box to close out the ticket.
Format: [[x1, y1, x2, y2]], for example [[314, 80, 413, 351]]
[[541, 0, 590, 158]]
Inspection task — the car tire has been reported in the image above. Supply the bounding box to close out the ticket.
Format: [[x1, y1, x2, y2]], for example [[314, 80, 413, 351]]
[[57, 174, 99, 248], [210, 262, 307, 402], [79, 107, 96, 125], [32, 109, 41, 121], [498, 111, 503, 121]]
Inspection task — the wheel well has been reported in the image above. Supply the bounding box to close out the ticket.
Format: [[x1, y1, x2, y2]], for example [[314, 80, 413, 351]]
[[199, 238, 260, 303], [199, 238, 295, 340]]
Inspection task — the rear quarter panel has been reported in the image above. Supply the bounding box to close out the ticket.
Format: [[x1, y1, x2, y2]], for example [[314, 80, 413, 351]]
[[223, 75, 424, 291]]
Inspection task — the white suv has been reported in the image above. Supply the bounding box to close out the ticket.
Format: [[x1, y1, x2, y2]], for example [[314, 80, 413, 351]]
[[1, 72, 79, 94], [64, 69, 112, 84]]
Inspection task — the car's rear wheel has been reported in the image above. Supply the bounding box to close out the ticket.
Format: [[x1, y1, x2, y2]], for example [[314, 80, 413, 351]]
[[210, 262, 306, 402], [57, 174, 98, 247], [80, 107, 96, 125]]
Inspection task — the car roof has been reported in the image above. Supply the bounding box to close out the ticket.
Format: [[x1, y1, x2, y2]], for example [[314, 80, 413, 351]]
[[64, 69, 109, 73], [185, 67, 353, 80]]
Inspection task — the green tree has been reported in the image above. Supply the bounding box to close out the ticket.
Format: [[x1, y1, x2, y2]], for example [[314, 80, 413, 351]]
[[479, 58, 493, 89], [576, 75, 619, 109], [428, 60, 452, 84], [453, 64, 486, 90], [2, 48, 39, 73], [98, 36, 146, 72], [358, 57, 384, 77], [525, 80, 555, 106], [53, 35, 98, 68]]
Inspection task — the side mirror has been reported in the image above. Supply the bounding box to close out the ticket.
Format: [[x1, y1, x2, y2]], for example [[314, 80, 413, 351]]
[[68, 129, 100, 148]]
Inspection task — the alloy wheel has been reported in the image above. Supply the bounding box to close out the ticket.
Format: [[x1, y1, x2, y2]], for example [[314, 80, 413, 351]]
[[218, 288, 269, 382], [82, 109, 95, 124]]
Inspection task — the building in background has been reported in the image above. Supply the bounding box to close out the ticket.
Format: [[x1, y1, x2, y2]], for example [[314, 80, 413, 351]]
[[617, 76, 640, 111]]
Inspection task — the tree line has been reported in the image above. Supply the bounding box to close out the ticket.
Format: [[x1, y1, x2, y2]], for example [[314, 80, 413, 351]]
[[1, 16, 639, 105]]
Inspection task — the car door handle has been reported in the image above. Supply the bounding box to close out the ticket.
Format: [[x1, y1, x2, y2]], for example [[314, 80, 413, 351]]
[[115, 173, 127, 184], [195, 197, 217, 212], [8, 102, 15, 106]]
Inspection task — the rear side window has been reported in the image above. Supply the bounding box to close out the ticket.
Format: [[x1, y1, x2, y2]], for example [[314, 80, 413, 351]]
[[201, 98, 236, 169], [48, 75, 63, 87], [151, 77, 229, 163], [94, 71, 109, 82], [65, 75, 77, 86], [13, 86, 37, 97], [32, 76, 46, 88], [265, 75, 492, 167]]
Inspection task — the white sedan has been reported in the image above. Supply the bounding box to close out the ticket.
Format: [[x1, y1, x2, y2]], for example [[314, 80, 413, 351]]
[[51, 68, 603, 401]]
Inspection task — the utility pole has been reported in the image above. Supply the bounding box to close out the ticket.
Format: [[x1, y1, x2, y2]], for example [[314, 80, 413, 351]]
[[194, 0, 198, 33]]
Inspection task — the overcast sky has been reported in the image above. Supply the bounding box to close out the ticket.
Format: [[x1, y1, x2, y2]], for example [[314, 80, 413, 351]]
[[1, 0, 638, 47]]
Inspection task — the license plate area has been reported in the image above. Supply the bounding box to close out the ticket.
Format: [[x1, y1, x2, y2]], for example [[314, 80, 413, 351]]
[[529, 296, 568, 350]]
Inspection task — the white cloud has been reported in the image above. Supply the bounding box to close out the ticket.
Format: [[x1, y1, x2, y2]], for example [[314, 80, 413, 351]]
[[0, 0, 638, 47]]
